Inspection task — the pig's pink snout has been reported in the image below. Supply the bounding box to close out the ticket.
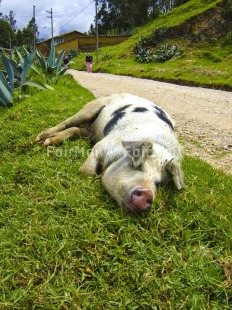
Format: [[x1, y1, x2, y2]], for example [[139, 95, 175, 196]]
[[124, 188, 153, 212]]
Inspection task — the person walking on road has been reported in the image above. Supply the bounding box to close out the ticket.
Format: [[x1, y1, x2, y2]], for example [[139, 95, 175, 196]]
[[63, 53, 69, 68], [86, 53, 93, 73]]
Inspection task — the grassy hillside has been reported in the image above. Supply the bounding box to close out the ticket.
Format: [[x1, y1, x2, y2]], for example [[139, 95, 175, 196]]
[[72, 0, 232, 90], [0, 74, 232, 308]]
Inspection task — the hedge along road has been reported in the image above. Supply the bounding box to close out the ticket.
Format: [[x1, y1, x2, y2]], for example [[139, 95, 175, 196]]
[[67, 69, 232, 175]]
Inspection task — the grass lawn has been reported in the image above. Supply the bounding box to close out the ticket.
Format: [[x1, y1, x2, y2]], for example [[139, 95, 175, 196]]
[[73, 39, 232, 91], [0, 75, 232, 309]]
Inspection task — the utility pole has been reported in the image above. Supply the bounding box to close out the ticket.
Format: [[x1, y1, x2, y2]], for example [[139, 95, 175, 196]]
[[95, 0, 99, 63], [9, 32, 12, 50], [46, 8, 54, 49], [33, 4, 36, 50]]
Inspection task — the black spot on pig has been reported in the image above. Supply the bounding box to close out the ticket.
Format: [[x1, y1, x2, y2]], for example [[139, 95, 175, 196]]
[[104, 104, 131, 136], [104, 112, 126, 136], [133, 107, 148, 113], [112, 104, 131, 116], [154, 106, 174, 130]]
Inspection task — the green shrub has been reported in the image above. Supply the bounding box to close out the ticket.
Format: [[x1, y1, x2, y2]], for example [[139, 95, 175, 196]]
[[224, 0, 232, 18], [136, 48, 154, 63], [134, 27, 182, 63], [102, 52, 111, 60], [222, 32, 232, 46], [136, 26, 167, 49], [154, 44, 183, 62], [134, 27, 167, 54], [199, 50, 222, 62], [67, 49, 80, 59], [136, 44, 183, 63], [209, 37, 218, 44]]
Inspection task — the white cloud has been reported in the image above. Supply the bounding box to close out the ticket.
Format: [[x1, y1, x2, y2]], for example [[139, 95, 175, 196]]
[[0, 0, 95, 39]]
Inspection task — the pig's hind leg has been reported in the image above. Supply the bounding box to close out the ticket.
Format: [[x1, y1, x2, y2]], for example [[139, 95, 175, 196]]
[[43, 127, 90, 146], [35, 97, 108, 145]]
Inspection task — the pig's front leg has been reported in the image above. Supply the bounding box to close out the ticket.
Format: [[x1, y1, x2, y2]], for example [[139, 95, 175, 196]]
[[80, 143, 103, 175]]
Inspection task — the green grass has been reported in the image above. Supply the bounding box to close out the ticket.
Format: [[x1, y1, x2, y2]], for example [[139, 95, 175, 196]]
[[0, 75, 232, 308], [72, 0, 232, 90], [74, 42, 232, 90]]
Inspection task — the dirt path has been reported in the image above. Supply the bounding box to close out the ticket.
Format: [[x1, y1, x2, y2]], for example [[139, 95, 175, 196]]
[[68, 69, 232, 174]]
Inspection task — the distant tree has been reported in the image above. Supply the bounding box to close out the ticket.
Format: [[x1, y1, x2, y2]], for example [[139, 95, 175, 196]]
[[158, 0, 174, 13], [21, 27, 34, 47], [157, 0, 190, 12], [2, 10, 17, 32], [88, 23, 96, 35], [0, 18, 15, 48], [90, 0, 191, 35], [148, 0, 160, 19], [95, 0, 151, 34], [0, 9, 17, 47], [17, 17, 39, 48], [16, 29, 23, 46]]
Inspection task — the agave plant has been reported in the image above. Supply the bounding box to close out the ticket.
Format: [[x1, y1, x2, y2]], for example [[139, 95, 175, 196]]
[[36, 47, 66, 84], [0, 49, 53, 107], [0, 54, 14, 107]]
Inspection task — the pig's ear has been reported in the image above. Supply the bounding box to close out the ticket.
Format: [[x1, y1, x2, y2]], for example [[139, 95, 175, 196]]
[[122, 141, 153, 169], [165, 159, 185, 190]]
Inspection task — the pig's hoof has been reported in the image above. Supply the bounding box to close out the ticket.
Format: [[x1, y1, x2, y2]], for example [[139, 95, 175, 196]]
[[35, 134, 43, 143], [44, 138, 51, 146]]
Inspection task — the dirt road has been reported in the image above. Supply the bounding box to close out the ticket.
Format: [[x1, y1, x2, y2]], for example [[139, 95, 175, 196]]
[[68, 69, 232, 174]]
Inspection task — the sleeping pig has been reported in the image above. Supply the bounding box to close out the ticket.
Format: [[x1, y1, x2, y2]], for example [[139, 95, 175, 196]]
[[35, 93, 184, 212]]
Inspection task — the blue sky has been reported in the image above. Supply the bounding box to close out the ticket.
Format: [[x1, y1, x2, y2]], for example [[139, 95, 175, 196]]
[[0, 0, 96, 39]]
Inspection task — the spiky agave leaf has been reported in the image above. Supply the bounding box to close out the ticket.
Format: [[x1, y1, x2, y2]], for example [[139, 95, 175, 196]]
[[0, 80, 13, 106], [23, 80, 54, 90], [47, 46, 56, 68], [36, 50, 47, 72], [55, 50, 65, 73], [1, 53, 14, 91], [20, 51, 36, 85]]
